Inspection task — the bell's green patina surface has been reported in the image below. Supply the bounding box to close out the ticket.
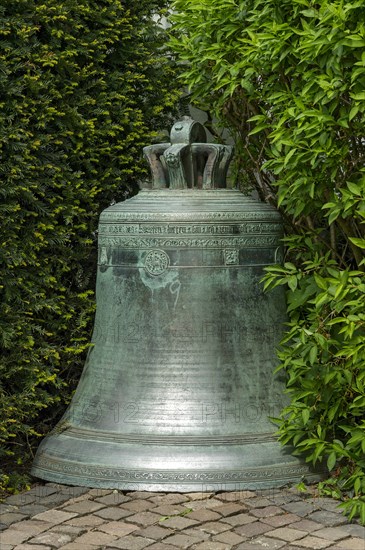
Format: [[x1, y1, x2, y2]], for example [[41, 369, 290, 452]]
[[31, 118, 322, 491]]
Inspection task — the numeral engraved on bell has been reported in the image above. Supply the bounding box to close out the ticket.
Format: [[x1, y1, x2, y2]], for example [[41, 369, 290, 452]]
[[169, 280, 181, 310]]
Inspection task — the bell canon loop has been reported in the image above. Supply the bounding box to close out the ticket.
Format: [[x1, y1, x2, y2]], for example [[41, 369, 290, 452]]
[[32, 117, 322, 491]]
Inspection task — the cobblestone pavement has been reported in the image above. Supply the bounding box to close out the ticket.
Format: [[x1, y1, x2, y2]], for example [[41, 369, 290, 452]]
[[0, 484, 364, 550]]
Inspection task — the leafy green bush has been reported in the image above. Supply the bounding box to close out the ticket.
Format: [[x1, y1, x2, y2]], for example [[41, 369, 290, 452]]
[[0, 0, 179, 494], [171, 0, 365, 522]]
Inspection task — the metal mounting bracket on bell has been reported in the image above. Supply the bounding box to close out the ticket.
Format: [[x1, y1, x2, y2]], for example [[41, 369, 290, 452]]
[[143, 116, 233, 189], [31, 118, 323, 491]]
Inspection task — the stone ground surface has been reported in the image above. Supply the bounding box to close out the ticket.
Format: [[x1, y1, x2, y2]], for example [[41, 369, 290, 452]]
[[0, 484, 364, 550]]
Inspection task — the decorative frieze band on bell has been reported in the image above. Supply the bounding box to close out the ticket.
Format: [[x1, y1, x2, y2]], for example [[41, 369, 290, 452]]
[[143, 116, 233, 189]]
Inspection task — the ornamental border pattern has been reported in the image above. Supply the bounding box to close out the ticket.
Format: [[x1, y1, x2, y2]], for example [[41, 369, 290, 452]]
[[33, 455, 316, 483], [98, 235, 279, 249], [98, 223, 282, 236], [100, 211, 281, 222]]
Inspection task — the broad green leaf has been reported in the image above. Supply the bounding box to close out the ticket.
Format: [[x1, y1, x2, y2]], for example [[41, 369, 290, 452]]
[[327, 451, 337, 472]]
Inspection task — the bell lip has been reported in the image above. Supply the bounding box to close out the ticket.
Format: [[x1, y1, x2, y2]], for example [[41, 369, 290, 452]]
[[31, 461, 325, 493], [31, 433, 325, 492]]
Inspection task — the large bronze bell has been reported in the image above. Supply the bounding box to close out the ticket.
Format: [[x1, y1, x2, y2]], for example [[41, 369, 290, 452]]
[[32, 118, 320, 491]]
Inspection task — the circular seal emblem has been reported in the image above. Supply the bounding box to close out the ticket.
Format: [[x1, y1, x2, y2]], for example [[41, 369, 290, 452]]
[[144, 250, 170, 276]]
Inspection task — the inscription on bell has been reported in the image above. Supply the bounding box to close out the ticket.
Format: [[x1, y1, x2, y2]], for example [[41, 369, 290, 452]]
[[99, 235, 279, 249], [99, 222, 282, 235]]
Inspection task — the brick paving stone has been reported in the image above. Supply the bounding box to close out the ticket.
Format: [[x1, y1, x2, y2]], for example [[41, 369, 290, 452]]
[[57, 544, 96, 550], [307, 510, 348, 527], [178, 527, 210, 542], [16, 504, 48, 516], [0, 513, 29, 525], [213, 530, 245, 545], [282, 500, 320, 517], [9, 519, 53, 536], [4, 494, 37, 506], [158, 515, 198, 529], [126, 492, 161, 500], [0, 545, 13, 550], [0, 529, 30, 545], [87, 488, 113, 497], [12, 545, 52, 550], [106, 535, 155, 549], [185, 492, 213, 500], [200, 521, 233, 534], [127, 511, 161, 527], [28, 531, 73, 548], [133, 525, 174, 540], [290, 519, 324, 532], [4, 483, 364, 550], [65, 513, 107, 527], [98, 521, 140, 537], [151, 504, 187, 516], [221, 491, 256, 501], [29, 485, 60, 498], [59, 486, 91, 498], [122, 500, 154, 513], [221, 512, 257, 526], [251, 506, 283, 518], [150, 494, 189, 505], [193, 542, 228, 550], [339, 523, 365, 538], [72, 530, 119, 545], [205, 498, 229, 510], [256, 488, 283, 498], [49, 524, 86, 538], [61, 499, 106, 514], [239, 536, 286, 549], [261, 513, 301, 527], [94, 493, 131, 506], [211, 503, 243, 517], [163, 532, 203, 548], [269, 494, 300, 506], [36, 493, 72, 507], [314, 526, 352, 541], [287, 486, 315, 497], [57, 492, 91, 507], [332, 537, 365, 550], [32, 509, 78, 524], [295, 535, 334, 548], [244, 497, 273, 508], [185, 508, 221, 522], [95, 507, 134, 520], [0, 504, 17, 514], [146, 544, 182, 550], [187, 498, 223, 510], [265, 526, 308, 542], [315, 498, 343, 512], [235, 544, 276, 550], [235, 520, 272, 538]]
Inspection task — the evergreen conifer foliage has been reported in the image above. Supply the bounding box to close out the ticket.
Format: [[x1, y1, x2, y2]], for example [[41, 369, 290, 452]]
[[0, 0, 179, 492]]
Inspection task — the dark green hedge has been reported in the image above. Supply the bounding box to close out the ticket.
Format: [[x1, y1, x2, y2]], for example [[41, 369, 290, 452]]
[[0, 0, 179, 492]]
